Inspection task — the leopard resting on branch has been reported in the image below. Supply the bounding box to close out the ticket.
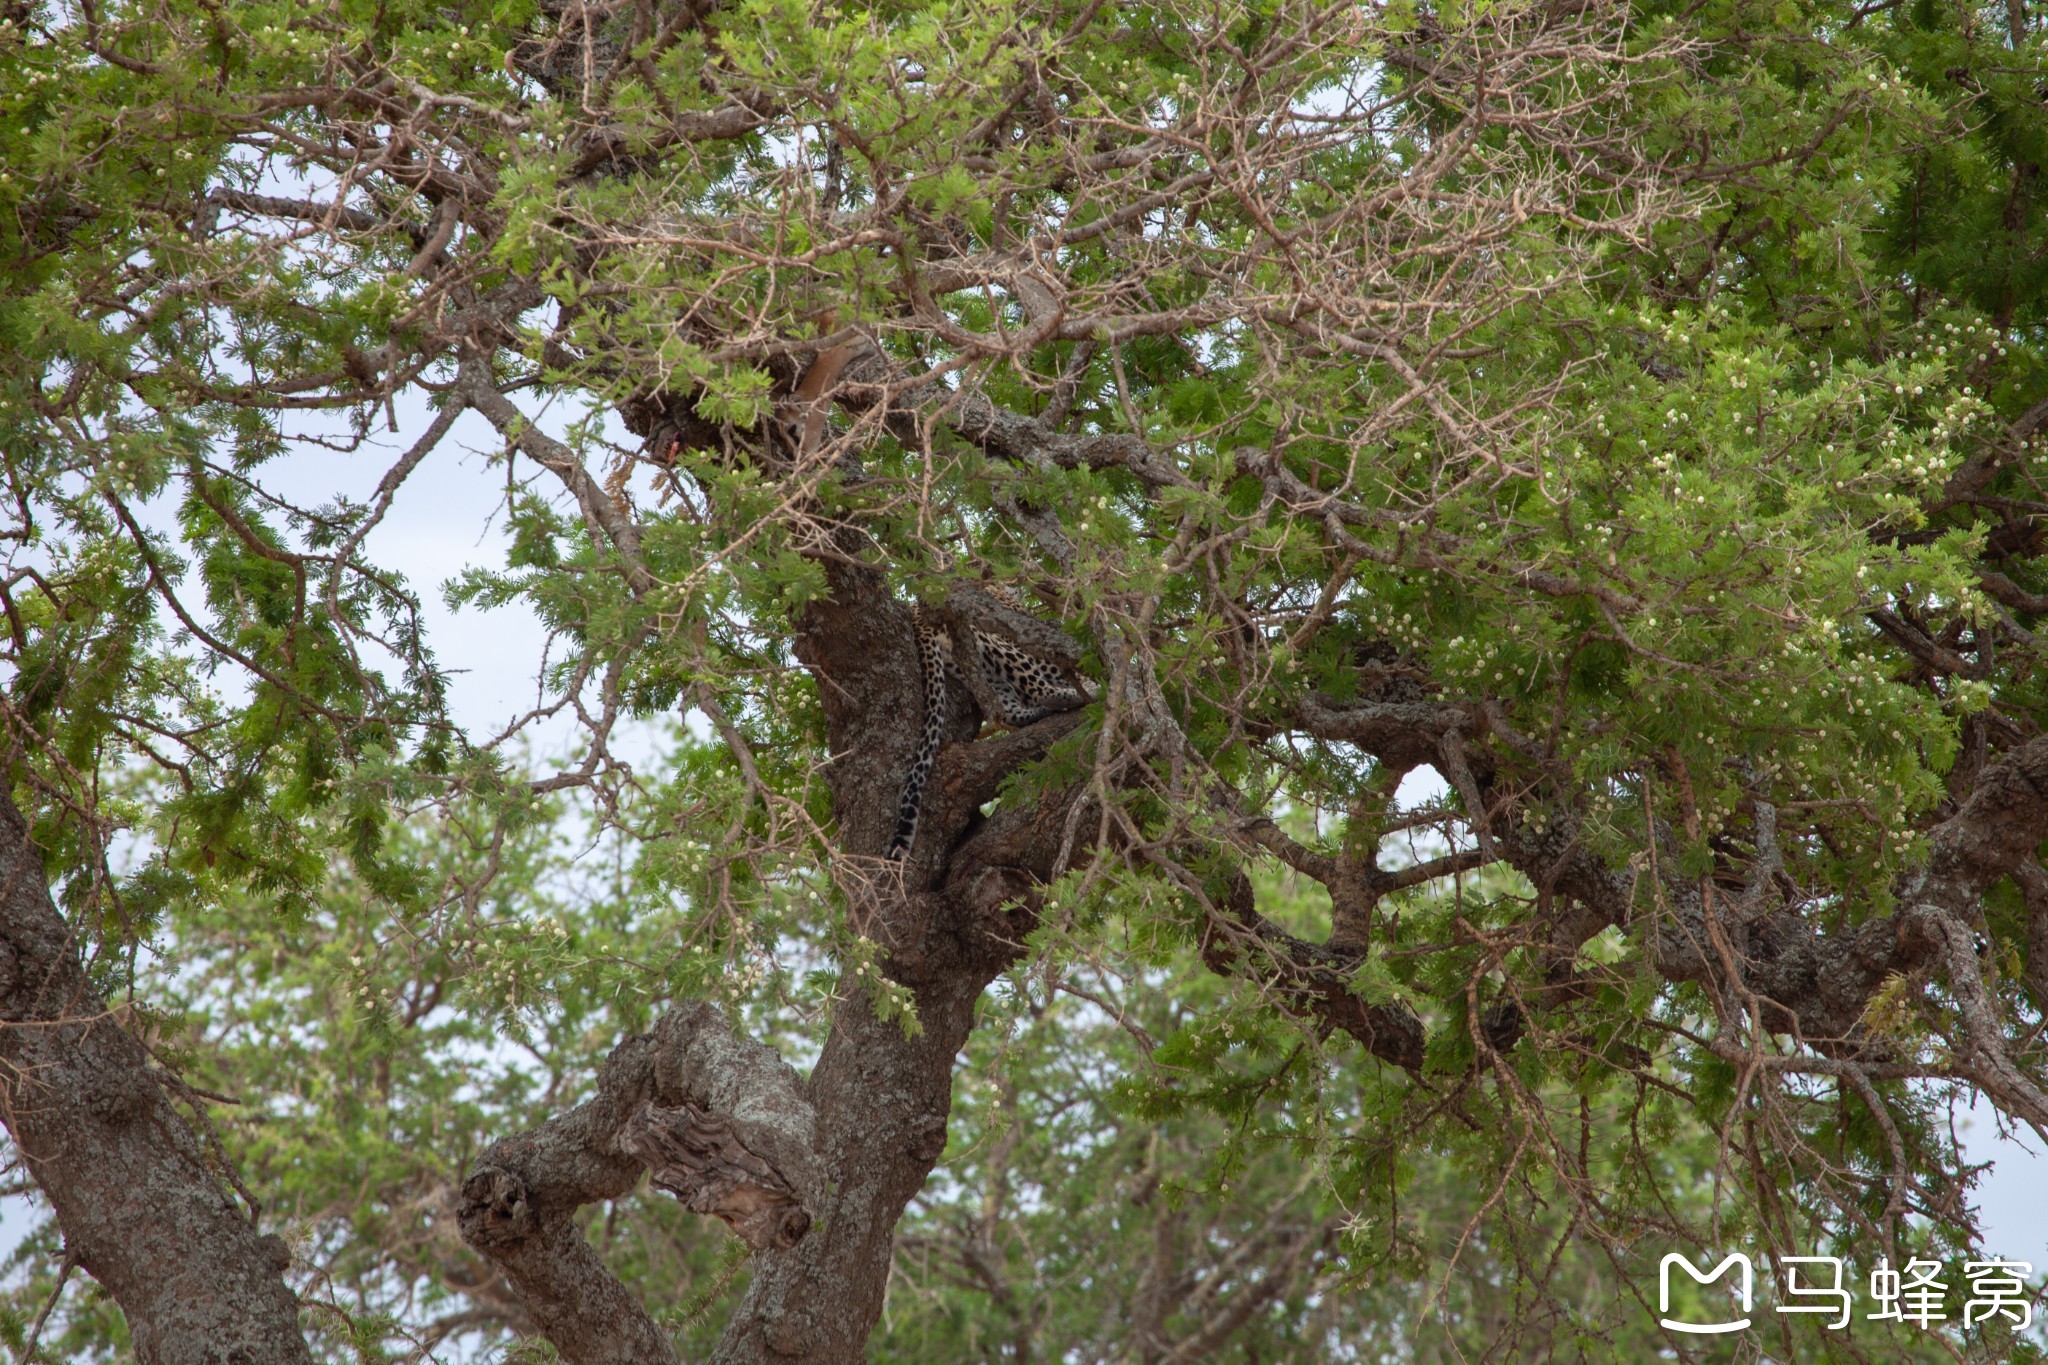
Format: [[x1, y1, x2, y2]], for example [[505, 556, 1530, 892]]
[[636, 331, 1101, 864], [887, 584, 1095, 861]]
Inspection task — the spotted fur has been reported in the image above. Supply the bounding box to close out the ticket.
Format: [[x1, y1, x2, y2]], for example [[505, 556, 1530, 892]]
[[886, 603, 1090, 860]]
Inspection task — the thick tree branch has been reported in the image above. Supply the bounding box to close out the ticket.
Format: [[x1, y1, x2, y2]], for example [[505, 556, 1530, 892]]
[[1644, 737, 2048, 1049], [204, 186, 385, 234], [1930, 912, 2048, 1141], [459, 1003, 819, 1365], [1199, 870, 1428, 1070], [0, 788, 313, 1365]]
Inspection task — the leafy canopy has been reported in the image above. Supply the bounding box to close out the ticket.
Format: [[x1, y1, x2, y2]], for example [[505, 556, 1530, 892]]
[[1, 0, 2046, 1355]]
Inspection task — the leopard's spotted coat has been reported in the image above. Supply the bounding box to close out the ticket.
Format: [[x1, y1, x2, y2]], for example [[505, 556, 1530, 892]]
[[886, 604, 1091, 860]]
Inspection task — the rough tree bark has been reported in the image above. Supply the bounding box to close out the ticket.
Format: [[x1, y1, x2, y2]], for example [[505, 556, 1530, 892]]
[[455, 542, 1092, 1363], [0, 789, 313, 1365], [458, 1002, 822, 1364], [712, 555, 1093, 1362]]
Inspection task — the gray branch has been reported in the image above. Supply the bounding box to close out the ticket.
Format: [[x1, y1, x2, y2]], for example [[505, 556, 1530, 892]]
[[458, 1003, 819, 1365]]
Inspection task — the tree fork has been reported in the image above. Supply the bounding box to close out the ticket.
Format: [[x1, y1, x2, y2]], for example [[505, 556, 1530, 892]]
[[458, 1003, 822, 1364]]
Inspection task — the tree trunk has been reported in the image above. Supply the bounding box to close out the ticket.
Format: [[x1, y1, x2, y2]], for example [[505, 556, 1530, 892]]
[[0, 791, 313, 1365], [448, 520, 1096, 1361], [711, 976, 986, 1362]]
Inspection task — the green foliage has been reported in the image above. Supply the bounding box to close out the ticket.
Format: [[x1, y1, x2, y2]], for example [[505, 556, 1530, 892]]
[[3, 0, 2048, 1355]]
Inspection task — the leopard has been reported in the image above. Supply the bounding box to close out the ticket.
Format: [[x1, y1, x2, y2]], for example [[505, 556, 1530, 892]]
[[886, 600, 1092, 861]]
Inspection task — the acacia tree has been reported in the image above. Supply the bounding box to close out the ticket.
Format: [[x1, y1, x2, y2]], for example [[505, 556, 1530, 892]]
[[2, 0, 2047, 1358]]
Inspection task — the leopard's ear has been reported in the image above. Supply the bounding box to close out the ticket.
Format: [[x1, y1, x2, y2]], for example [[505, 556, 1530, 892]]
[[944, 584, 1083, 669], [981, 581, 1028, 612]]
